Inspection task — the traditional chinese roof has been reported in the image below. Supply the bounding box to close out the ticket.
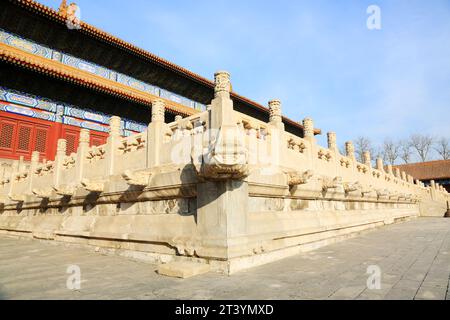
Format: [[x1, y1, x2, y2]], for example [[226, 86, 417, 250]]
[[0, 0, 321, 136], [393, 160, 450, 181], [0, 42, 196, 117]]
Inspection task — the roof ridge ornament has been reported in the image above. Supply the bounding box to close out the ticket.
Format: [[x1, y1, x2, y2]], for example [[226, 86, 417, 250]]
[[58, 0, 68, 16], [59, 1, 81, 30]]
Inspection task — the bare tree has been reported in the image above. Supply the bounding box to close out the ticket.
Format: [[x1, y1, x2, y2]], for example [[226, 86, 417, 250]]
[[410, 134, 434, 162], [381, 138, 400, 165], [434, 137, 450, 160], [354, 136, 375, 163], [399, 139, 413, 164]]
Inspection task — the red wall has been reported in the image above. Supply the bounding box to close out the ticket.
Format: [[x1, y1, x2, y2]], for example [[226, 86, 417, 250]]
[[0, 110, 108, 162]]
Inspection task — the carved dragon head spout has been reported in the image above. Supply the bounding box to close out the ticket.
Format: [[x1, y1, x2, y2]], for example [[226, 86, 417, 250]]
[[54, 185, 76, 197], [8, 194, 25, 203], [361, 186, 375, 196], [32, 188, 53, 199], [200, 125, 249, 181], [287, 170, 314, 187], [344, 181, 362, 194], [122, 170, 152, 187], [81, 179, 104, 193], [376, 189, 389, 198], [322, 176, 343, 192]]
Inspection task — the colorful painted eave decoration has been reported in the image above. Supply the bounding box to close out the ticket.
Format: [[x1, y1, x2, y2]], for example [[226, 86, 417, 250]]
[[0, 86, 147, 135], [0, 28, 207, 113], [0, 101, 56, 122]]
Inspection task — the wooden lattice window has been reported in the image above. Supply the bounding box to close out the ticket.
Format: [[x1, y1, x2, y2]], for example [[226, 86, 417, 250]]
[[34, 127, 48, 153], [0, 111, 57, 161], [65, 132, 78, 155], [91, 136, 105, 147], [16, 125, 32, 152], [0, 121, 15, 150]]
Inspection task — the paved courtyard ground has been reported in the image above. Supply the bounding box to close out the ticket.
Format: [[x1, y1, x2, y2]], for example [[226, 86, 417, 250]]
[[0, 218, 449, 300]]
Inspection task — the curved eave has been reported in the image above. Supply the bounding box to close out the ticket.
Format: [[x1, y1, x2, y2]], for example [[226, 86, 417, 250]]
[[10, 0, 321, 136], [0, 42, 198, 117]]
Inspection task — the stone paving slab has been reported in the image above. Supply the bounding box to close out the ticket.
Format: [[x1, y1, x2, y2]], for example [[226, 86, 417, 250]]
[[0, 218, 449, 300]]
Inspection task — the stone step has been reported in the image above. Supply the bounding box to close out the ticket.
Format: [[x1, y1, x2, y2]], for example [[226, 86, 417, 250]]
[[157, 261, 211, 279]]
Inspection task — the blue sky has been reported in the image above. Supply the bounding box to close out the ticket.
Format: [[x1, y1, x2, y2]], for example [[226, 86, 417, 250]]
[[40, 0, 450, 151]]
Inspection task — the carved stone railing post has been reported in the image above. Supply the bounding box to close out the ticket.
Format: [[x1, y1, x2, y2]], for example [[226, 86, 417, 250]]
[[106, 116, 121, 175], [303, 117, 315, 142], [196, 70, 249, 261], [244, 121, 258, 165], [363, 151, 372, 168], [387, 165, 394, 176], [54, 139, 67, 188], [376, 158, 384, 172], [147, 99, 165, 168], [268, 99, 285, 168], [401, 171, 407, 181], [345, 141, 355, 160], [28, 151, 40, 193], [269, 99, 284, 130], [8, 160, 19, 198], [327, 132, 338, 153], [19, 156, 25, 173], [394, 168, 401, 179], [430, 180, 436, 200], [75, 129, 90, 183]]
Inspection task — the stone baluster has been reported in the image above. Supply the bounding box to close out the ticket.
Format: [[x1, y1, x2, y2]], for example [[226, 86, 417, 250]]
[[54, 139, 67, 188], [147, 99, 166, 168], [401, 171, 407, 181], [345, 141, 355, 160], [106, 116, 121, 175], [394, 168, 401, 178], [363, 151, 372, 168], [429, 180, 437, 200], [327, 132, 338, 153], [269, 99, 284, 130], [267, 99, 285, 167], [8, 160, 19, 197], [376, 158, 384, 171], [19, 156, 26, 173], [28, 151, 40, 193], [303, 117, 315, 142], [387, 165, 394, 176], [172, 115, 183, 140], [196, 70, 249, 262], [245, 121, 258, 165], [75, 129, 90, 183]]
